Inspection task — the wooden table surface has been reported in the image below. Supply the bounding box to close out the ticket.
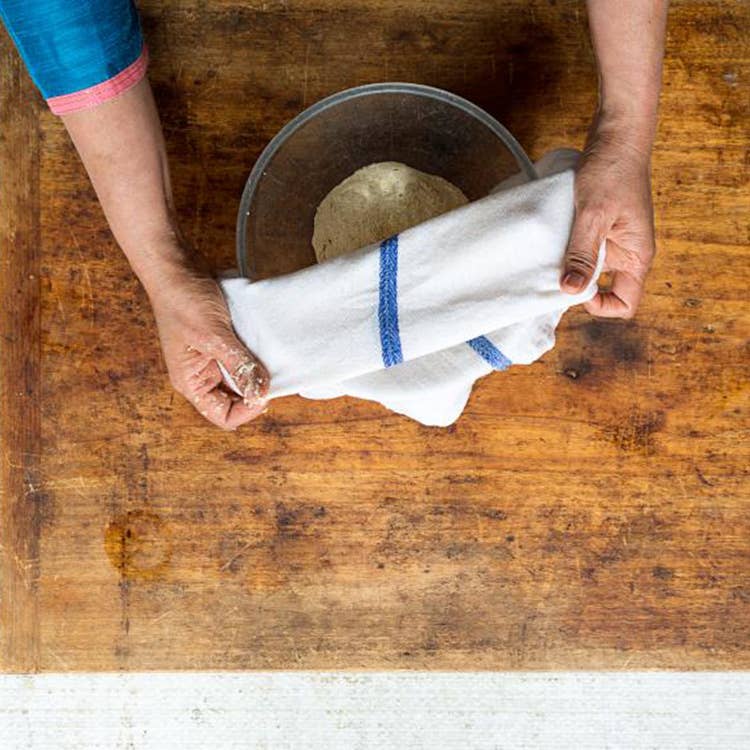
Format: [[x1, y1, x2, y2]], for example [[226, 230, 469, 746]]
[[1, 0, 748, 673]]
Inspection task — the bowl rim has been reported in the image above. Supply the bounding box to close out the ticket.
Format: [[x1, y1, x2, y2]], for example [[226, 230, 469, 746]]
[[236, 81, 538, 277]]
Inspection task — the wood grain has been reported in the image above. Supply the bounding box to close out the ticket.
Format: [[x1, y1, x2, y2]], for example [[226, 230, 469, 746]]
[[1, 0, 748, 672], [0, 37, 42, 672]]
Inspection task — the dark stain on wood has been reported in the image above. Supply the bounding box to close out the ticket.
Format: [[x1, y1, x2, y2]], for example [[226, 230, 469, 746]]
[[581, 319, 647, 365], [104, 509, 173, 581], [600, 409, 667, 454], [560, 358, 594, 381], [653, 566, 675, 581]]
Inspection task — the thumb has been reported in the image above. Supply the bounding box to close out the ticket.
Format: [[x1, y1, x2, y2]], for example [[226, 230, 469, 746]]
[[205, 333, 270, 405], [561, 207, 607, 294]]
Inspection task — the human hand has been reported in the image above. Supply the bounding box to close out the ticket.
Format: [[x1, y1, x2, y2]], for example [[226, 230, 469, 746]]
[[147, 256, 270, 430], [560, 123, 656, 318]]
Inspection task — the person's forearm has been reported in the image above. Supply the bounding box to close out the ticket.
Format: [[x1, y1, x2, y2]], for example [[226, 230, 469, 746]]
[[586, 0, 669, 154], [61, 78, 187, 299]]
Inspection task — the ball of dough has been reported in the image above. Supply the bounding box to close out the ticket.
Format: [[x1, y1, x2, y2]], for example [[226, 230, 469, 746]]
[[312, 161, 468, 262]]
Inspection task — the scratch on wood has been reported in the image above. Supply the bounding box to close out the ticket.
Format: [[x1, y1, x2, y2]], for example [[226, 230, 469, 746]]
[[219, 541, 255, 572]]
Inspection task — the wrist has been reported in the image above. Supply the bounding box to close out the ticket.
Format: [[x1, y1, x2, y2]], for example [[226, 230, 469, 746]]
[[127, 239, 204, 302], [589, 103, 658, 163], [594, 81, 660, 153]]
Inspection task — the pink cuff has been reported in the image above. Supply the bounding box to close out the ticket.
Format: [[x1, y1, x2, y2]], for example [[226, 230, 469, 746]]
[[47, 45, 149, 115]]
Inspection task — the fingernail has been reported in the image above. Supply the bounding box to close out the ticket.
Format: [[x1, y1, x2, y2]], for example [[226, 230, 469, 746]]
[[563, 271, 587, 291]]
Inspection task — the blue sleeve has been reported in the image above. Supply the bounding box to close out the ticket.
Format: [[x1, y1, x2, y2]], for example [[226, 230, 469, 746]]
[[0, 0, 147, 113]]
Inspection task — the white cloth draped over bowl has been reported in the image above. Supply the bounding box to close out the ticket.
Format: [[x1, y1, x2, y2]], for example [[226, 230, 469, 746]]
[[219, 148, 605, 426]]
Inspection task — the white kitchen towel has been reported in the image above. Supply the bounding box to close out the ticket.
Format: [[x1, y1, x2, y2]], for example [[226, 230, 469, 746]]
[[220, 149, 605, 424], [300, 308, 566, 426], [297, 148, 586, 425]]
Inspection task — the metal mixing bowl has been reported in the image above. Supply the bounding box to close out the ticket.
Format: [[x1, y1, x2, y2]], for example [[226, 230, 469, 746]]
[[236, 82, 536, 279]]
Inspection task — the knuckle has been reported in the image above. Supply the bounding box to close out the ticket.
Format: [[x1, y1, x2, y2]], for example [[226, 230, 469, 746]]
[[205, 334, 227, 355], [565, 253, 596, 273], [570, 253, 595, 268], [204, 414, 227, 430]]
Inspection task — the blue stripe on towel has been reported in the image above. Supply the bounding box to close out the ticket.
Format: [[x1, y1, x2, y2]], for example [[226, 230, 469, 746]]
[[467, 336, 512, 371], [378, 235, 403, 367]]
